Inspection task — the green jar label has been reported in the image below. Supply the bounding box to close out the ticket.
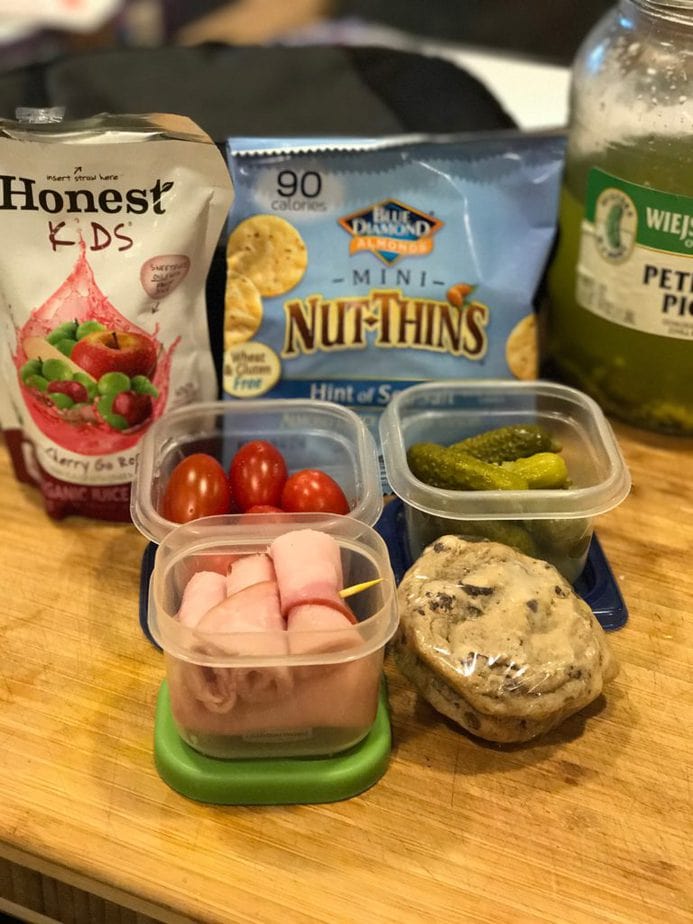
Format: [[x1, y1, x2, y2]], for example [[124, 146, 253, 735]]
[[577, 168, 693, 341]]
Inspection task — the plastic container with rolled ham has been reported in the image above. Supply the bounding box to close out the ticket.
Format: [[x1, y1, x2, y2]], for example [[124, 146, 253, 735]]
[[148, 512, 398, 759]]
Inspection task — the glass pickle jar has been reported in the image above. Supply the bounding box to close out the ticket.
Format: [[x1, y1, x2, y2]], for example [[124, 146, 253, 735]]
[[544, 0, 693, 435]]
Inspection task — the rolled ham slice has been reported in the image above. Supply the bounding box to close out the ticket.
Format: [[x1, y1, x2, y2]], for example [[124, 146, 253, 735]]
[[198, 579, 285, 635], [174, 654, 237, 715], [167, 648, 381, 739], [193, 579, 292, 707], [270, 528, 354, 622], [287, 604, 362, 657], [176, 571, 227, 628], [225, 552, 275, 596], [285, 604, 371, 732]]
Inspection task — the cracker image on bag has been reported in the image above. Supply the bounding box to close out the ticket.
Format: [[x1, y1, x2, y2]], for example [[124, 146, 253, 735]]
[[224, 271, 264, 348], [226, 214, 307, 297], [222, 134, 564, 464], [506, 313, 539, 380]]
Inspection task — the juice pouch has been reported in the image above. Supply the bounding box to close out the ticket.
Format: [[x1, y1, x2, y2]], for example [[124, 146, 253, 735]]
[[222, 133, 565, 477], [0, 112, 234, 520]]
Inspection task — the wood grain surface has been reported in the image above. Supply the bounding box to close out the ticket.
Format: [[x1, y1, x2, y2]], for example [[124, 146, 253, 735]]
[[0, 423, 691, 924]]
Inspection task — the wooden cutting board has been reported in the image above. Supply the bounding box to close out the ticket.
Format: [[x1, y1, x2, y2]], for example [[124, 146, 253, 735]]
[[0, 420, 691, 924]]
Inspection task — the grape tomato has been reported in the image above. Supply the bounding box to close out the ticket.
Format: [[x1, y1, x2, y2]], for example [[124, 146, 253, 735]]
[[281, 469, 350, 515], [229, 440, 288, 512], [161, 439, 351, 524], [162, 453, 232, 523]]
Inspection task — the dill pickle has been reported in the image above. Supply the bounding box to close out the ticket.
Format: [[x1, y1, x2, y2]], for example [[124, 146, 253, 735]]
[[525, 517, 592, 583], [501, 452, 570, 489], [451, 518, 540, 557], [407, 442, 529, 491], [410, 511, 540, 558], [448, 423, 560, 463], [526, 517, 591, 552]]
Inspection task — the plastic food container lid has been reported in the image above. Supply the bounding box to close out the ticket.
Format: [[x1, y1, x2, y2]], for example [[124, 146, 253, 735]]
[[131, 399, 383, 544], [379, 379, 631, 520], [153, 679, 392, 805]]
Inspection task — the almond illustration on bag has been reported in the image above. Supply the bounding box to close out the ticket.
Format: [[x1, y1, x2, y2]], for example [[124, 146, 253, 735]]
[[0, 112, 234, 520]]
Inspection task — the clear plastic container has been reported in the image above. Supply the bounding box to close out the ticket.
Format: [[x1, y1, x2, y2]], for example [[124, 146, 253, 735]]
[[379, 380, 631, 582], [148, 513, 398, 759], [131, 399, 382, 543]]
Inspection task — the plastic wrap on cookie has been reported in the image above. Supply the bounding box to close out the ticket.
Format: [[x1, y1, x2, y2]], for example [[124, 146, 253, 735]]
[[393, 535, 617, 743]]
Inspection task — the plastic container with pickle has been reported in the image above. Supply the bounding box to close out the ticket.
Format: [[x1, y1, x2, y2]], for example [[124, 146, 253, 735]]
[[379, 380, 631, 583]]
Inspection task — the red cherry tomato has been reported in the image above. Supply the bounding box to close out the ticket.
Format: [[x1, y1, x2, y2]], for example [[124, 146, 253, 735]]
[[244, 504, 284, 514], [162, 453, 232, 523], [229, 440, 288, 512], [281, 469, 350, 515]]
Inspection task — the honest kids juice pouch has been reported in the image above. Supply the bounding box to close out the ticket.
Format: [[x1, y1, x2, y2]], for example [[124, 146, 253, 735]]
[[0, 112, 233, 519]]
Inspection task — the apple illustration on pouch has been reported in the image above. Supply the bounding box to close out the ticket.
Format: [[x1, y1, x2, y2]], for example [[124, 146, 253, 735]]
[[71, 329, 157, 379]]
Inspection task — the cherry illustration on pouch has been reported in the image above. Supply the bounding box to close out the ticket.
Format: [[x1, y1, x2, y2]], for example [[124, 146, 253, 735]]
[[20, 318, 159, 431]]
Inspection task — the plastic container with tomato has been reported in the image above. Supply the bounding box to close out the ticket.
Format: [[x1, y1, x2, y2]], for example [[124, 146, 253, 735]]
[[131, 399, 383, 544]]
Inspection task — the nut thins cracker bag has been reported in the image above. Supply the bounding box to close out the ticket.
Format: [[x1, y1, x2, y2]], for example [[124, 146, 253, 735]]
[[222, 133, 564, 476], [0, 113, 233, 520]]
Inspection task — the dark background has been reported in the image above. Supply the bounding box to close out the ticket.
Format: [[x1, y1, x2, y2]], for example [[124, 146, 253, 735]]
[[331, 0, 614, 65]]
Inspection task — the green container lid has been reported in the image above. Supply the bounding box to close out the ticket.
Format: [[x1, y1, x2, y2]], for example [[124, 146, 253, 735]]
[[154, 680, 392, 805]]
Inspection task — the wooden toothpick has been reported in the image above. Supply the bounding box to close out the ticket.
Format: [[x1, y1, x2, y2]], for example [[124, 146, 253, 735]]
[[339, 578, 383, 599]]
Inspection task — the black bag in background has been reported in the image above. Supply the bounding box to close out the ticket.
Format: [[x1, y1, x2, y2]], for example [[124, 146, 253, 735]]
[[332, 0, 614, 66]]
